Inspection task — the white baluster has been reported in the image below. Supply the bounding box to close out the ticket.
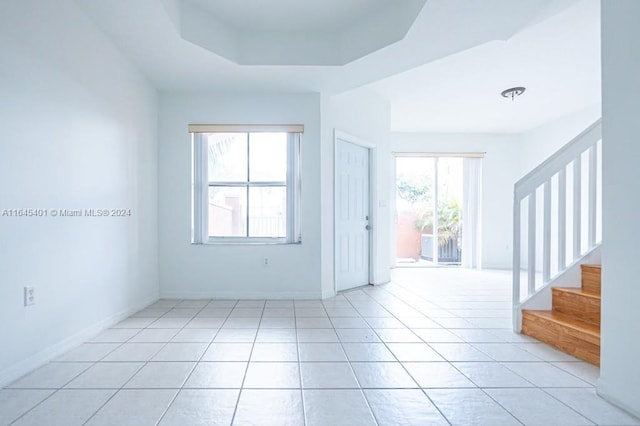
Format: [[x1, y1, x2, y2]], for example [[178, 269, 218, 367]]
[[543, 181, 551, 283], [558, 168, 566, 270], [573, 157, 582, 258], [589, 145, 597, 247], [528, 191, 536, 295]]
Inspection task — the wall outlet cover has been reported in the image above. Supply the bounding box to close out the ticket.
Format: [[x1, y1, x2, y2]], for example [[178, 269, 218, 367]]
[[24, 286, 35, 306]]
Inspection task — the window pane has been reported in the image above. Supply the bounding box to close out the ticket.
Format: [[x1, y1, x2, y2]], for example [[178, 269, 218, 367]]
[[249, 133, 287, 182], [208, 186, 247, 237], [208, 133, 248, 182], [248, 186, 286, 237]]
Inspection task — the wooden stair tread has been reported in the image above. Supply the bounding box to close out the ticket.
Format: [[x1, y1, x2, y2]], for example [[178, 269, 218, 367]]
[[521, 263, 602, 366], [553, 287, 601, 300], [551, 288, 601, 326], [523, 310, 600, 337], [522, 310, 600, 365], [581, 264, 601, 268]]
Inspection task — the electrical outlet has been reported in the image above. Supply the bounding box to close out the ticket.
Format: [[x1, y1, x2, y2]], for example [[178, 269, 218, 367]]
[[24, 286, 35, 306], [263, 257, 269, 266]]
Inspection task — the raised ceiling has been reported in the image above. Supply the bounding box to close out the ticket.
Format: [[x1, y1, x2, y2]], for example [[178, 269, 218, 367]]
[[76, 0, 568, 93], [74, 0, 598, 133], [176, 0, 426, 65], [188, 0, 392, 32]]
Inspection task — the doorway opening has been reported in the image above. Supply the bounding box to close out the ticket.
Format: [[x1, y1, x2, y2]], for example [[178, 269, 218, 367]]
[[394, 154, 482, 268]]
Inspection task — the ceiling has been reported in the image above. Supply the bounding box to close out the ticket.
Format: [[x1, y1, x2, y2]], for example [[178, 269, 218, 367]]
[[74, 0, 599, 133], [367, 0, 601, 133], [175, 0, 425, 65], [188, 0, 394, 32]]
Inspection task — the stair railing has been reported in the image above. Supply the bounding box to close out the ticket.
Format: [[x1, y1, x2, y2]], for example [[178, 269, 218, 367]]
[[513, 119, 602, 321]]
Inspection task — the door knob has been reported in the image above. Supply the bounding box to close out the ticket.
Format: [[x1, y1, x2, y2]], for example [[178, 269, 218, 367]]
[[365, 225, 371, 231]]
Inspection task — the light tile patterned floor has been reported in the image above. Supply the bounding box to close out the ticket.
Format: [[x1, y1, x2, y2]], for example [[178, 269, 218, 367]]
[[1, 268, 639, 425]]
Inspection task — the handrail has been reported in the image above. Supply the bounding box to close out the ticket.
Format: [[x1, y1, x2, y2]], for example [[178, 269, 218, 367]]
[[513, 119, 602, 326], [515, 119, 602, 201]]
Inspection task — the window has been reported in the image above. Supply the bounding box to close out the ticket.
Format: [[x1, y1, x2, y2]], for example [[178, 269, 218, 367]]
[[190, 125, 302, 244]]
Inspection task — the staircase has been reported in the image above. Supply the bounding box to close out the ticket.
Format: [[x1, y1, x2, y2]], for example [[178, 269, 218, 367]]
[[522, 264, 601, 365], [512, 119, 602, 364]]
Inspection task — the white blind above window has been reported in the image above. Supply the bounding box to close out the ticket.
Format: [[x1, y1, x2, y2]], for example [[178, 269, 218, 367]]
[[188, 124, 304, 133]]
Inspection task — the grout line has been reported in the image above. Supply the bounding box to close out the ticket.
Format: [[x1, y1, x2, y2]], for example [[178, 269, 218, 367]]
[[154, 299, 234, 425], [294, 300, 307, 426], [229, 299, 266, 425], [80, 299, 186, 426], [363, 285, 528, 425], [341, 291, 452, 426], [5, 273, 616, 426], [328, 296, 380, 426]]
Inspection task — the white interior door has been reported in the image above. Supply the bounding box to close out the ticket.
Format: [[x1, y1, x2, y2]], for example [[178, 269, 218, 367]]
[[336, 139, 370, 291]]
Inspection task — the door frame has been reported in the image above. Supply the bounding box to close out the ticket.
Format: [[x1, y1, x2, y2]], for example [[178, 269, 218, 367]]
[[334, 130, 376, 294]]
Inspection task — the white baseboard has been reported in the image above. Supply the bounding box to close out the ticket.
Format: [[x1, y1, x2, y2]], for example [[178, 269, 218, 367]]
[[159, 290, 322, 300], [321, 289, 336, 299], [597, 380, 640, 419], [0, 293, 158, 389]]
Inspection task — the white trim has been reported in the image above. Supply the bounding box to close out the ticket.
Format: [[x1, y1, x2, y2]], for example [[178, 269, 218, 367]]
[[0, 294, 158, 389], [188, 124, 304, 133], [597, 381, 640, 419], [192, 133, 207, 244], [206, 237, 290, 244], [335, 130, 376, 149], [393, 151, 485, 158], [160, 290, 321, 299], [333, 130, 375, 295], [287, 133, 302, 242]]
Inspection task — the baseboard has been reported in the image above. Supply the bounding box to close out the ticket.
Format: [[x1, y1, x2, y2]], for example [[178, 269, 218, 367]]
[[597, 379, 640, 419], [0, 293, 158, 389], [159, 290, 322, 300], [321, 289, 336, 299]]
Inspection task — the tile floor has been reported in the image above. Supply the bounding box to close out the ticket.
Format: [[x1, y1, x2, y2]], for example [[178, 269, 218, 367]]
[[2, 268, 639, 425]]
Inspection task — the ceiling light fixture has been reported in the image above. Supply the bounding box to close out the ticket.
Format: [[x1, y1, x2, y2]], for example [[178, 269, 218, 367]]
[[501, 87, 526, 101]]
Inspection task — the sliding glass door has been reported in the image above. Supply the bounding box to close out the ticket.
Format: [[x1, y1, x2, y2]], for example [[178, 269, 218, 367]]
[[394, 155, 481, 268]]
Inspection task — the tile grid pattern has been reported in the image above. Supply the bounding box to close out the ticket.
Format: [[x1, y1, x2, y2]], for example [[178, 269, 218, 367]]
[[1, 269, 639, 425]]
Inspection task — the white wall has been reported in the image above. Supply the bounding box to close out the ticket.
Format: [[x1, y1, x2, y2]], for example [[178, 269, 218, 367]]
[[519, 104, 601, 175], [598, 1, 640, 417], [0, 0, 159, 385], [391, 133, 520, 270], [158, 92, 322, 299], [320, 90, 392, 297]]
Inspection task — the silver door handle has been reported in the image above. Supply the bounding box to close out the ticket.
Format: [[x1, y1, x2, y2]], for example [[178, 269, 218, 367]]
[[365, 225, 371, 231]]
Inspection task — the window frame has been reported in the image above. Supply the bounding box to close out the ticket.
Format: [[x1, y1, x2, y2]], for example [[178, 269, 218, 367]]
[[191, 126, 302, 245]]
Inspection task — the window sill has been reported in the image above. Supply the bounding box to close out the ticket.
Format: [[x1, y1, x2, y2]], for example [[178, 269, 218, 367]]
[[192, 241, 302, 246]]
